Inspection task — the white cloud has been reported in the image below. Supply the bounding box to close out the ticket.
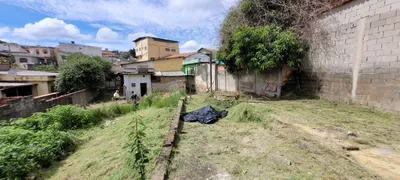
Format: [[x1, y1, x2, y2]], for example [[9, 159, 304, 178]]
[[96, 27, 118, 42], [2, 0, 239, 29], [180, 40, 212, 53], [12, 18, 92, 40], [90, 23, 124, 31], [127, 32, 156, 42], [0, 27, 10, 36]]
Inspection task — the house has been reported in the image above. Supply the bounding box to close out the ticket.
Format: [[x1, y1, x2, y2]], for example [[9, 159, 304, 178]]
[[0, 70, 57, 97], [59, 42, 102, 56], [23, 46, 57, 65], [102, 48, 118, 62], [198, 48, 218, 60], [0, 41, 42, 70], [182, 52, 210, 75], [122, 69, 153, 99], [134, 37, 179, 61]]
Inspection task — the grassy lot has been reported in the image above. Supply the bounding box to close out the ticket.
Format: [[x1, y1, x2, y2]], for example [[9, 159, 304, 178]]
[[168, 94, 400, 179], [38, 106, 176, 180]]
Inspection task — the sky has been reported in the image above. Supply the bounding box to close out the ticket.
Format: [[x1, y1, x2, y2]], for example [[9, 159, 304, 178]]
[[0, 0, 238, 52]]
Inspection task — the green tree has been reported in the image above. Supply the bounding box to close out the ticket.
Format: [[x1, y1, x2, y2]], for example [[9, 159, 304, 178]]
[[218, 25, 307, 73], [55, 53, 111, 93]]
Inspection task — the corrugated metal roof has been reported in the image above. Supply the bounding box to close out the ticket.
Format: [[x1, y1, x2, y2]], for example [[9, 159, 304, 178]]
[[154, 71, 185, 77]]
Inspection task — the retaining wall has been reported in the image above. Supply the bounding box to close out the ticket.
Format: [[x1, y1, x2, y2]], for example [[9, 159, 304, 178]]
[[0, 89, 98, 120]]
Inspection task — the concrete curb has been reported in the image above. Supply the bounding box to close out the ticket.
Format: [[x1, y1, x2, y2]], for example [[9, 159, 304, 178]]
[[151, 97, 185, 180]]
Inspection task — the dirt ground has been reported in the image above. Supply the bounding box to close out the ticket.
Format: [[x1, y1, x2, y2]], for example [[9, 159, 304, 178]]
[[168, 94, 400, 180]]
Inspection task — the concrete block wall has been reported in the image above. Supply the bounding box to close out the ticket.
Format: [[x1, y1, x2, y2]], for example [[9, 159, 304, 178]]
[[0, 89, 97, 121], [304, 0, 400, 112]]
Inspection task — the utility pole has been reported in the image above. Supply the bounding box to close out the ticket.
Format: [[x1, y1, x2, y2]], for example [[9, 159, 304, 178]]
[[209, 52, 212, 93]]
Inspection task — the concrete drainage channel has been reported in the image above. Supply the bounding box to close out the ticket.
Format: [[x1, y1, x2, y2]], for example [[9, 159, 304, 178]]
[[151, 97, 185, 180]]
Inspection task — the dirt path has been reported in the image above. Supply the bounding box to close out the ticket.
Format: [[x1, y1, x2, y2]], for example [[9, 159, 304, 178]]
[[275, 115, 400, 180]]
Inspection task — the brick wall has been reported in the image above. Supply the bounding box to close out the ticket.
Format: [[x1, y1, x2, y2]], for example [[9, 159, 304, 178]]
[[152, 76, 186, 92], [0, 89, 98, 121], [304, 0, 400, 112]]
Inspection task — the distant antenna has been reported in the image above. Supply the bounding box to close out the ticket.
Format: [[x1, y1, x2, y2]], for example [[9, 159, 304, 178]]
[[71, 41, 75, 44]]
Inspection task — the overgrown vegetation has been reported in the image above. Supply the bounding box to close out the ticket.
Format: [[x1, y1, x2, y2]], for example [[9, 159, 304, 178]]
[[218, 0, 345, 73], [139, 90, 186, 109], [37, 92, 184, 180], [0, 103, 136, 179], [34, 65, 57, 71], [218, 25, 307, 72], [55, 53, 111, 93]]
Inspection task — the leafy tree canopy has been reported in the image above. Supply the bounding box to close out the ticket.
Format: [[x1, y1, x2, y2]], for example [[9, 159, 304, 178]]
[[218, 25, 307, 73], [55, 53, 111, 93]]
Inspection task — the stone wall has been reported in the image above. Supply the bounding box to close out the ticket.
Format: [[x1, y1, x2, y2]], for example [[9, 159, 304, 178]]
[[304, 0, 400, 112], [0, 90, 98, 120]]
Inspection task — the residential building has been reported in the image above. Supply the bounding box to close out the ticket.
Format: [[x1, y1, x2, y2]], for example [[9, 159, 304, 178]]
[[54, 48, 70, 66], [198, 47, 218, 60], [123, 71, 152, 98], [59, 42, 102, 56], [0, 41, 43, 70], [122, 52, 193, 72], [134, 37, 179, 61], [182, 53, 210, 75], [23, 46, 57, 65], [0, 70, 57, 96], [102, 48, 118, 62]]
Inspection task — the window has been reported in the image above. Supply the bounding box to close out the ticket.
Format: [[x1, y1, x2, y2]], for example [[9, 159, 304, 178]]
[[43, 49, 48, 54], [165, 48, 170, 51], [19, 58, 28, 63], [171, 49, 176, 52], [35, 49, 40, 55], [131, 83, 136, 87], [144, 46, 147, 50], [151, 76, 161, 82]]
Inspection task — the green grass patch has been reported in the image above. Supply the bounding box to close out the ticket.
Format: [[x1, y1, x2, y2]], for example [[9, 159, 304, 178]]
[[0, 102, 137, 179]]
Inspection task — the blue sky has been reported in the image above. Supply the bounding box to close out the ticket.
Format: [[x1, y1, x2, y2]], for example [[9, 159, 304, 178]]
[[0, 0, 238, 52]]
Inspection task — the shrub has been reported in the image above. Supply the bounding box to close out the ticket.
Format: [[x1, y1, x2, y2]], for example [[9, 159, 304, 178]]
[[55, 53, 111, 93], [0, 127, 74, 178], [152, 91, 186, 108], [139, 92, 161, 109], [14, 105, 93, 131], [218, 25, 307, 73]]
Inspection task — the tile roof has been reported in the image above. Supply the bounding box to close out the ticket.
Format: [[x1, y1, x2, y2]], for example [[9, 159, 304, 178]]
[[166, 52, 196, 59]]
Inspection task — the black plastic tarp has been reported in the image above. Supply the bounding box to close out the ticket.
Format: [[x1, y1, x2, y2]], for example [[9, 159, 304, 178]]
[[182, 106, 228, 124]]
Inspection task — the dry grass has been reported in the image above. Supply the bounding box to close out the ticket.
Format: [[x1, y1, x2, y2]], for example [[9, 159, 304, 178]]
[[38, 106, 176, 180], [167, 94, 399, 179]]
